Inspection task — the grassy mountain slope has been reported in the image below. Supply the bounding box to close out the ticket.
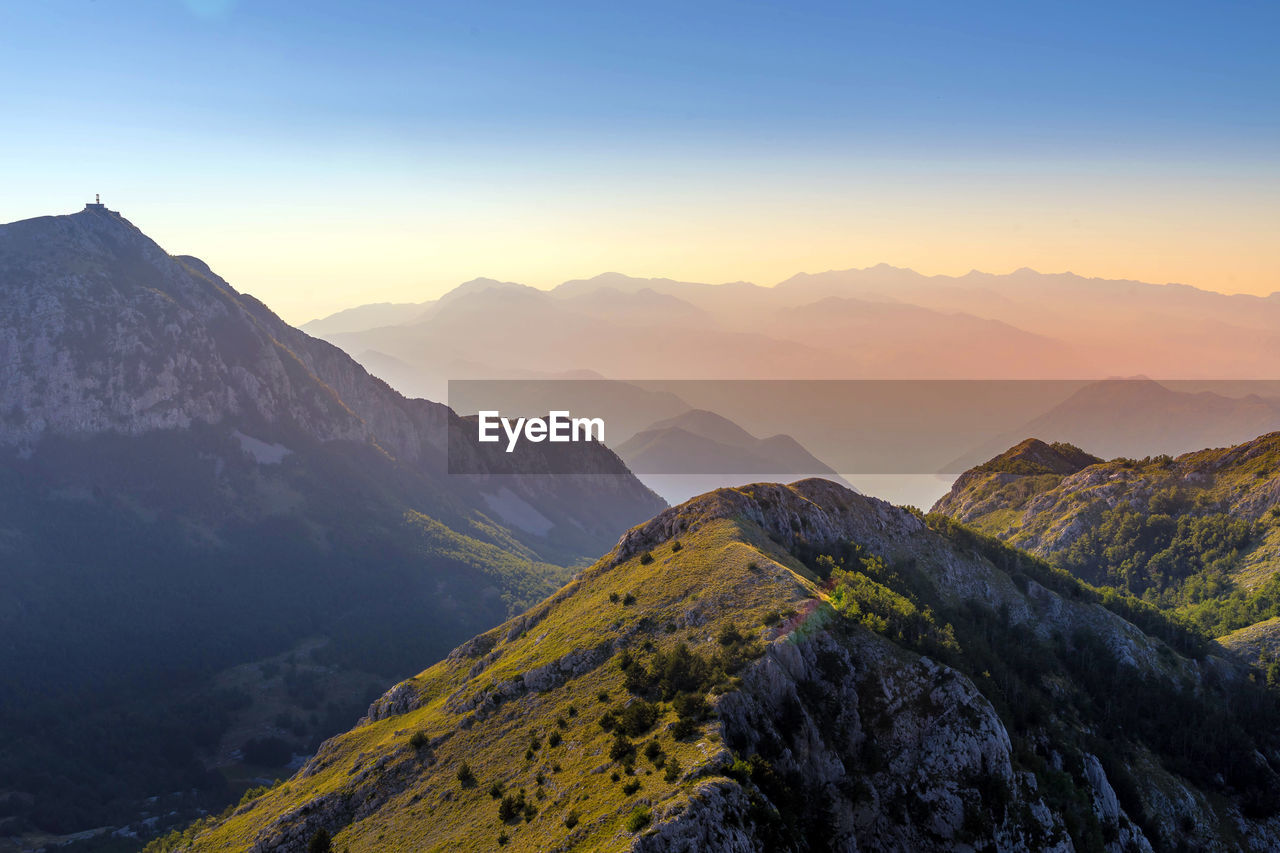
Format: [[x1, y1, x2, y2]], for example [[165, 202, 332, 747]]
[[161, 481, 1280, 853], [933, 433, 1280, 637]]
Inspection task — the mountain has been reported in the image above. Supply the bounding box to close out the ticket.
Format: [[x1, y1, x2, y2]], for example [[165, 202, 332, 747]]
[[0, 205, 664, 842], [305, 266, 1280, 389], [298, 278, 533, 338], [300, 300, 431, 337], [615, 409, 851, 504], [933, 432, 1280, 637], [156, 480, 1280, 852], [774, 266, 1280, 378], [322, 284, 842, 403], [946, 379, 1280, 472], [316, 282, 1081, 391], [765, 296, 1088, 378]]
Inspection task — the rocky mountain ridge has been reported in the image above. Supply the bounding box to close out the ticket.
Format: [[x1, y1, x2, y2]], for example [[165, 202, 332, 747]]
[[933, 433, 1280, 566], [161, 480, 1280, 852]]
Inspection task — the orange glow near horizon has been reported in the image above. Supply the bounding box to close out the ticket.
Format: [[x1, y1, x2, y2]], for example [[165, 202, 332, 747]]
[[137, 181, 1277, 325]]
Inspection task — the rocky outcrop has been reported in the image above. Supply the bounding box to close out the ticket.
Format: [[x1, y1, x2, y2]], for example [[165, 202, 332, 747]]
[[633, 781, 758, 853], [673, 629, 1071, 853]]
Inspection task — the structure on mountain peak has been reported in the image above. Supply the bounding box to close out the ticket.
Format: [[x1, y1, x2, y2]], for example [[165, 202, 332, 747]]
[[84, 193, 112, 212]]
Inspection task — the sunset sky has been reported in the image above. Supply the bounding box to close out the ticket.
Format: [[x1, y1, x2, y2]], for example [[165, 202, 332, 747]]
[[2, 0, 1277, 322]]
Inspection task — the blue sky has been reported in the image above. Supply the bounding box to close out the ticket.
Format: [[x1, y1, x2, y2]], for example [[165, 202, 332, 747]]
[[2, 0, 1277, 320]]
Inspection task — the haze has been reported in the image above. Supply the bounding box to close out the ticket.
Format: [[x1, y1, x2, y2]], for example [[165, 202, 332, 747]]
[[2, 0, 1276, 323]]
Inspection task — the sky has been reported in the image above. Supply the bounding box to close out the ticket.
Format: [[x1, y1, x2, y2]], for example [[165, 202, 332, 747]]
[[1, 0, 1277, 323]]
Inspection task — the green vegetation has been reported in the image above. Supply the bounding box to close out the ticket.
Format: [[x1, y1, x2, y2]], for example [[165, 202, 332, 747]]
[[927, 513, 1211, 658], [1049, 502, 1280, 638], [1182, 571, 1280, 636], [941, 434, 1280, 641], [143, 781, 282, 852], [497, 789, 537, 823], [618, 623, 761, 704], [599, 697, 661, 736], [822, 551, 959, 658], [780, 530, 1280, 848], [1059, 504, 1257, 600], [158, 518, 784, 852], [624, 807, 651, 833]]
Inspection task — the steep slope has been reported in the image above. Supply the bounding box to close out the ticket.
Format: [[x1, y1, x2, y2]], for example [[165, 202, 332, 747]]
[[1220, 618, 1280, 671], [0, 206, 664, 840], [933, 433, 1280, 636], [162, 481, 1280, 853]]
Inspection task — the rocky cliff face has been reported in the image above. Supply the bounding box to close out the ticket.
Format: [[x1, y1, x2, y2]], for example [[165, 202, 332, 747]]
[[0, 206, 664, 557], [1, 209, 365, 446], [168, 480, 1280, 853]]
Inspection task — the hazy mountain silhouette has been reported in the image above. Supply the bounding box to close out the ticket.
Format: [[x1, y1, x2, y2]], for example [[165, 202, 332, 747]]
[[308, 265, 1280, 388], [613, 408, 852, 502]]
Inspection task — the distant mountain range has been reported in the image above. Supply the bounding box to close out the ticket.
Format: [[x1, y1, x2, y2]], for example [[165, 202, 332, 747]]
[[0, 207, 663, 842], [303, 271, 1280, 508], [304, 268, 1280, 405]]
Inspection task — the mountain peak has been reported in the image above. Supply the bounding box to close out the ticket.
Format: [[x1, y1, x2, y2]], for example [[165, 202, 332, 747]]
[[0, 209, 376, 447], [642, 409, 757, 445], [975, 437, 1102, 476]]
